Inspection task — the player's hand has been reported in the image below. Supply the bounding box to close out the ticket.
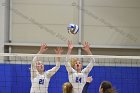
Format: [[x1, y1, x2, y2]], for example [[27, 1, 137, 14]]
[[86, 76, 93, 83], [68, 40, 73, 50], [82, 41, 92, 55], [54, 47, 63, 55], [39, 43, 48, 54], [82, 42, 90, 52]]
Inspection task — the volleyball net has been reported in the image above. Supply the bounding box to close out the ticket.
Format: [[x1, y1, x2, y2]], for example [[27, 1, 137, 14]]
[[0, 53, 139, 93]]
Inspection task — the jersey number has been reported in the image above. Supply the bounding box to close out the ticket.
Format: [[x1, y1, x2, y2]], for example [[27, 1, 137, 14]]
[[39, 79, 44, 85], [75, 77, 82, 83]]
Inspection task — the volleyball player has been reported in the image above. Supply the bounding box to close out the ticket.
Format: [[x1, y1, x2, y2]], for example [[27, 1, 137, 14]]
[[63, 82, 73, 93], [30, 43, 63, 93], [65, 41, 95, 93], [99, 81, 116, 93], [82, 80, 116, 93]]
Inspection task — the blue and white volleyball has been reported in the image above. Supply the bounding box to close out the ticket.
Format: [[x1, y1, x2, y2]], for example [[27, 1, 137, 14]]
[[67, 24, 79, 34]]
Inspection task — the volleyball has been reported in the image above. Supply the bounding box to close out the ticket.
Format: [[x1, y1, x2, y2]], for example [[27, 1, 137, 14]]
[[67, 24, 79, 34]]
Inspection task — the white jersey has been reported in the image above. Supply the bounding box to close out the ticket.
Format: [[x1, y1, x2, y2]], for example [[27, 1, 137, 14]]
[[30, 71, 50, 93], [30, 56, 60, 93], [69, 71, 87, 93], [65, 56, 95, 93]]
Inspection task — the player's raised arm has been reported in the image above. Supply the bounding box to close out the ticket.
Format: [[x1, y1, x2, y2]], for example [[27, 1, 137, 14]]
[[65, 41, 76, 74], [82, 42, 95, 74], [82, 76, 93, 93], [46, 47, 63, 78], [31, 43, 48, 79]]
